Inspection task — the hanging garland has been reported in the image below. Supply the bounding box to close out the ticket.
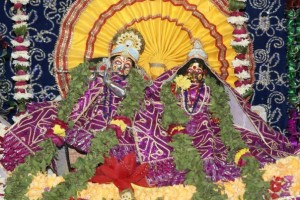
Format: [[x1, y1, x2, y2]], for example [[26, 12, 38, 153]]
[[57, 62, 92, 127], [169, 134, 227, 199], [117, 68, 150, 119], [4, 140, 57, 200], [227, 0, 254, 98], [41, 129, 118, 200], [10, 0, 33, 119]]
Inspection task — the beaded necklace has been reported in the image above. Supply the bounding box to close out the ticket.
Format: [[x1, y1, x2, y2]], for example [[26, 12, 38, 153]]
[[182, 83, 207, 115]]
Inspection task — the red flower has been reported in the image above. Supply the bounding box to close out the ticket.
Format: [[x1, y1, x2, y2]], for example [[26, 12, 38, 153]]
[[170, 82, 177, 95], [237, 152, 252, 167], [270, 179, 282, 193], [89, 153, 150, 192]]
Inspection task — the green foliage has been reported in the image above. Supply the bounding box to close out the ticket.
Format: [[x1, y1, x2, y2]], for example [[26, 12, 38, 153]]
[[241, 157, 269, 200], [170, 134, 226, 200], [41, 129, 118, 200], [4, 140, 57, 200], [15, 64, 28, 71], [205, 76, 246, 161], [160, 82, 189, 129], [232, 45, 248, 54], [229, 0, 246, 10], [57, 62, 93, 127], [117, 68, 150, 118], [14, 25, 27, 36]]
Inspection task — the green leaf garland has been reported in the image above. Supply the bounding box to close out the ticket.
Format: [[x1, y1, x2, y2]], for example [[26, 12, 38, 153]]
[[41, 129, 118, 200], [160, 82, 189, 129], [57, 62, 93, 127], [117, 68, 150, 119], [204, 76, 246, 161], [170, 134, 226, 200], [5, 140, 57, 200]]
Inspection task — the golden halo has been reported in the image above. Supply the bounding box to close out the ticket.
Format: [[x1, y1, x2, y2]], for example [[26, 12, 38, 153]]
[[54, 0, 252, 97]]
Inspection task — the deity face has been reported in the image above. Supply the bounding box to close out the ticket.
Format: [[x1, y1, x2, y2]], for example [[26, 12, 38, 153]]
[[185, 62, 205, 83], [111, 56, 133, 76]]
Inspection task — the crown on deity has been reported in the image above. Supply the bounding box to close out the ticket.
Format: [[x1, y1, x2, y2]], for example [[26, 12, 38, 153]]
[[187, 40, 208, 61], [110, 28, 145, 63]]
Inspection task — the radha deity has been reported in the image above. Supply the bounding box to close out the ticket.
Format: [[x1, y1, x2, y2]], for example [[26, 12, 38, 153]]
[[136, 40, 295, 183]]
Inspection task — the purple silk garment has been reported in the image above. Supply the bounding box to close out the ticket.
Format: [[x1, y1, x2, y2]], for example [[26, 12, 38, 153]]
[[131, 65, 295, 184], [1, 101, 58, 171], [131, 69, 186, 186], [65, 74, 130, 153]]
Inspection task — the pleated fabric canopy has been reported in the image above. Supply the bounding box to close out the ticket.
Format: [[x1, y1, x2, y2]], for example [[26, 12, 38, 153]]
[[54, 0, 254, 97]]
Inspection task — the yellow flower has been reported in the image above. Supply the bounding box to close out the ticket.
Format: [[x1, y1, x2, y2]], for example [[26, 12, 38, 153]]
[[26, 173, 65, 200], [174, 75, 192, 90], [110, 119, 127, 132], [173, 126, 185, 132], [78, 183, 196, 200], [216, 178, 245, 200], [234, 148, 250, 165], [52, 124, 66, 137]]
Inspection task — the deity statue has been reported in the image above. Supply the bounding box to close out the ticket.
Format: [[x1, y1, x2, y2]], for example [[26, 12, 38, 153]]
[[136, 40, 295, 183], [0, 28, 147, 171]]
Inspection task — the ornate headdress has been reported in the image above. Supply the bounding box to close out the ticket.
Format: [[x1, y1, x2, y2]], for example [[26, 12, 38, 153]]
[[187, 40, 208, 61], [110, 28, 145, 63]]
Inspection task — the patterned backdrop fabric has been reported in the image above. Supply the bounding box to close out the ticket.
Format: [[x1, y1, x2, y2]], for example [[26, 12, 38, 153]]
[[247, 0, 288, 134], [0, 0, 289, 133], [0, 0, 75, 122]]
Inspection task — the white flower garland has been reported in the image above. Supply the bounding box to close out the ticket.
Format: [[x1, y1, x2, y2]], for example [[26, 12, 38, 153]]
[[227, 16, 249, 25], [10, 0, 33, 120], [11, 14, 29, 22], [235, 71, 251, 79], [227, 0, 253, 97], [231, 38, 250, 47], [12, 74, 31, 81], [10, 0, 29, 4], [11, 39, 30, 47], [12, 60, 30, 66], [11, 51, 30, 59], [13, 92, 33, 100], [232, 58, 250, 67], [12, 22, 27, 29]]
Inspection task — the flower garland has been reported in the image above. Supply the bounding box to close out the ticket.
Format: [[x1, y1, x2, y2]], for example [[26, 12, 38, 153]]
[[204, 76, 269, 199], [40, 129, 118, 200], [25, 172, 65, 200], [4, 139, 57, 200], [160, 81, 189, 129], [10, 0, 33, 117], [227, 0, 254, 98], [117, 68, 150, 119], [57, 62, 92, 127], [169, 134, 227, 199]]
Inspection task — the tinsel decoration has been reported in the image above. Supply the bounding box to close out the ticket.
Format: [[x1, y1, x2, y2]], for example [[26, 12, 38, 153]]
[[286, 9, 300, 147]]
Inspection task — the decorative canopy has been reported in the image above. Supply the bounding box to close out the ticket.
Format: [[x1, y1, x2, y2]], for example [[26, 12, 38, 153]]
[[54, 0, 254, 97]]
